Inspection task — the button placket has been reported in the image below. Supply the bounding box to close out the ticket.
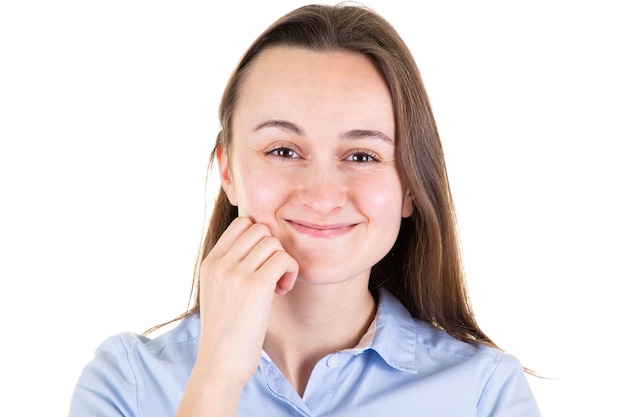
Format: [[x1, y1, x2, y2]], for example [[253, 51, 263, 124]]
[[265, 363, 312, 417]]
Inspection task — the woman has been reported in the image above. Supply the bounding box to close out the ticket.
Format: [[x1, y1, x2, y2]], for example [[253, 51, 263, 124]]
[[69, 4, 541, 416]]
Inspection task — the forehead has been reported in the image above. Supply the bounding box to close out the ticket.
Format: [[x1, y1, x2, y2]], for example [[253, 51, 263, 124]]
[[232, 46, 394, 137], [239, 46, 389, 98]]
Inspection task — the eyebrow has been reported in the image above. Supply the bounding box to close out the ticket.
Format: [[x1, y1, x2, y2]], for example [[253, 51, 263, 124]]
[[253, 119, 394, 144], [253, 120, 304, 135], [342, 129, 394, 144]]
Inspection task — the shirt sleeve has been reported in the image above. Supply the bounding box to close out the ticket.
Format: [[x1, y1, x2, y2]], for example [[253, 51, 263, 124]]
[[68, 335, 139, 417], [477, 353, 542, 417]]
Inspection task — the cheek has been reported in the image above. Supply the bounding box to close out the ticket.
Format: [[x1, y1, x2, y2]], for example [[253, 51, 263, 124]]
[[235, 166, 292, 219], [354, 173, 405, 216]]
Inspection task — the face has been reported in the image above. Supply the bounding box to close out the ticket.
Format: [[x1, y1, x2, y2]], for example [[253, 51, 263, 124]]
[[219, 46, 413, 286]]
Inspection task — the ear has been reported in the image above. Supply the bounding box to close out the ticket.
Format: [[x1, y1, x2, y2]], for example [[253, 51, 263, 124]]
[[216, 143, 238, 206], [401, 190, 414, 218]]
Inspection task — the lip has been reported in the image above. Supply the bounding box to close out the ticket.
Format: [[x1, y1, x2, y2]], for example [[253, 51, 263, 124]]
[[286, 220, 357, 238]]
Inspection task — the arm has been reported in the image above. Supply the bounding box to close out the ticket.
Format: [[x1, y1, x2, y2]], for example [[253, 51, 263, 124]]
[[176, 217, 298, 417]]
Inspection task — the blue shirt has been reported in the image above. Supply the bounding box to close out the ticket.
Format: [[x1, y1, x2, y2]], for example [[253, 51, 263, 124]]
[[69, 289, 541, 416]]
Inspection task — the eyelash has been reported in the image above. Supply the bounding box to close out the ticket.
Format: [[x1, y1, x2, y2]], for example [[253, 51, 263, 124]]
[[346, 150, 380, 163], [266, 145, 299, 159], [266, 145, 380, 163]]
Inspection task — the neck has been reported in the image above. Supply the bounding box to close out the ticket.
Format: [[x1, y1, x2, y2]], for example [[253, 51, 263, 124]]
[[264, 280, 376, 396]]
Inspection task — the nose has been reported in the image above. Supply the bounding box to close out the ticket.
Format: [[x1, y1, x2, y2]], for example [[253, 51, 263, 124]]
[[296, 162, 347, 215]]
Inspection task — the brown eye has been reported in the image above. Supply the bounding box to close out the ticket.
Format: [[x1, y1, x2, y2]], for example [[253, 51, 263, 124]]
[[267, 146, 299, 158], [347, 151, 378, 163]]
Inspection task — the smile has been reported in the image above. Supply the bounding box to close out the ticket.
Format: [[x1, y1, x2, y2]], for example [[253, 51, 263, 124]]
[[287, 220, 357, 238]]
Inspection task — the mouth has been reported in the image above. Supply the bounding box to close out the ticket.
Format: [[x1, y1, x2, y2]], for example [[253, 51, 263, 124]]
[[286, 220, 357, 238]]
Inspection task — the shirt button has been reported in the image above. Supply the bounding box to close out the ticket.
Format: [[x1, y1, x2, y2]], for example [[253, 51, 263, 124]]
[[326, 355, 339, 368]]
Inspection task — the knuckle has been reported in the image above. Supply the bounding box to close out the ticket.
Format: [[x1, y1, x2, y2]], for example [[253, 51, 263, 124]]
[[260, 235, 281, 249], [236, 217, 253, 227], [251, 222, 271, 235]]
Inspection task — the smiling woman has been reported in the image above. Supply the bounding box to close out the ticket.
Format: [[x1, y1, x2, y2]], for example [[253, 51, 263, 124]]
[[220, 47, 411, 289], [68, 4, 541, 417]]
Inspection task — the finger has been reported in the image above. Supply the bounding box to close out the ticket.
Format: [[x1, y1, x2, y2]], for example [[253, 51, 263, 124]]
[[276, 267, 298, 295], [206, 218, 270, 267], [229, 223, 274, 263], [239, 235, 283, 272], [256, 250, 299, 295], [209, 217, 255, 256]]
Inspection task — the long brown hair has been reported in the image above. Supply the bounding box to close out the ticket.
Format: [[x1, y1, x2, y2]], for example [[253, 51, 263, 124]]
[[158, 3, 496, 350]]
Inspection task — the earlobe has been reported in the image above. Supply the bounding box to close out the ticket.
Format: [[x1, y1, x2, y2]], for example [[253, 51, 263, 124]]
[[216, 143, 238, 206], [401, 190, 414, 218]]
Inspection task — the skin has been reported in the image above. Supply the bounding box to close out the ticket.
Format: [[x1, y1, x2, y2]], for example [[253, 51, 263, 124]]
[[176, 46, 413, 416]]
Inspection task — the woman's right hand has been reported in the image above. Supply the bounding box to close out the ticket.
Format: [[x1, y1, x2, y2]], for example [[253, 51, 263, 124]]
[[176, 217, 299, 417]]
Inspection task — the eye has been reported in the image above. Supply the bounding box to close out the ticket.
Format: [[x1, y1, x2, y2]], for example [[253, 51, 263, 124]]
[[266, 145, 300, 159], [346, 150, 379, 163]]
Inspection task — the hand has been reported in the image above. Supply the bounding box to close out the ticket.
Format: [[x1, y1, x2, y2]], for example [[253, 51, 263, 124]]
[[195, 217, 298, 386]]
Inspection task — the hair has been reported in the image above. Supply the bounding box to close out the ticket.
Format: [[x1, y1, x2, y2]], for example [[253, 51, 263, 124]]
[[149, 3, 497, 351]]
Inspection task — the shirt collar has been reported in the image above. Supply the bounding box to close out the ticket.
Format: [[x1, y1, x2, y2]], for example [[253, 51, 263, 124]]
[[260, 288, 420, 374], [352, 288, 419, 374]]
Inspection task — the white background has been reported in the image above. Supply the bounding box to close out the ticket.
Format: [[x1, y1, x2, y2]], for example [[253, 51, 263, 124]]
[[1, 1, 624, 416]]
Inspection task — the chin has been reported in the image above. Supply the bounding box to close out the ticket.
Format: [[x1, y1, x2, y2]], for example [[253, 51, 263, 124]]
[[292, 263, 371, 288]]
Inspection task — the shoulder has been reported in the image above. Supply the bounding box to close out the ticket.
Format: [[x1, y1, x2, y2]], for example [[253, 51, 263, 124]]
[[69, 314, 201, 417], [413, 318, 506, 374], [376, 289, 523, 378], [93, 312, 201, 365], [375, 290, 540, 415]]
